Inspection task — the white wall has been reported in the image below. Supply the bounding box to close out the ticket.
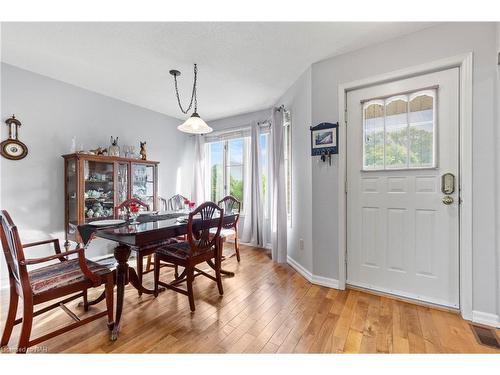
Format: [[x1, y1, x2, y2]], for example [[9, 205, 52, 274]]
[[0, 63, 192, 286], [309, 22, 499, 318]]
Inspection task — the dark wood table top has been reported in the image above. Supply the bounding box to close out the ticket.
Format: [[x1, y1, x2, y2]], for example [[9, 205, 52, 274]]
[[79, 212, 238, 248]]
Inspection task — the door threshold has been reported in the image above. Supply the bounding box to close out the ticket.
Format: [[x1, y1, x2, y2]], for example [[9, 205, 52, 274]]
[[346, 284, 460, 314]]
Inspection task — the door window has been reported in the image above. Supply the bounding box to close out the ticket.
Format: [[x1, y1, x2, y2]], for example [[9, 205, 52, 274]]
[[363, 89, 436, 170]]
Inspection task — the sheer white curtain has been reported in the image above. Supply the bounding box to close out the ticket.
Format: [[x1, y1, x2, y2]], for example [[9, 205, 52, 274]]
[[270, 107, 287, 263], [241, 121, 264, 246], [191, 135, 206, 205]]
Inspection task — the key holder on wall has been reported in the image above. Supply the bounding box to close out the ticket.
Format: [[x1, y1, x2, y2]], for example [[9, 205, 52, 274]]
[[310, 122, 338, 166]]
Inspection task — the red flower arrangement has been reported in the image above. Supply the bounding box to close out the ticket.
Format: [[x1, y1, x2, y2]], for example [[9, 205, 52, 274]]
[[183, 198, 196, 210], [129, 202, 140, 214]]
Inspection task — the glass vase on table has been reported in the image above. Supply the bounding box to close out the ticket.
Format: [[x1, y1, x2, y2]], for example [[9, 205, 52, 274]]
[[128, 203, 140, 225]]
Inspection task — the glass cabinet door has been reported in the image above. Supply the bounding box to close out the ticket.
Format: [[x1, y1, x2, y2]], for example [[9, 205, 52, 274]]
[[84, 160, 115, 222], [117, 162, 129, 205], [132, 163, 155, 208], [65, 158, 78, 239]]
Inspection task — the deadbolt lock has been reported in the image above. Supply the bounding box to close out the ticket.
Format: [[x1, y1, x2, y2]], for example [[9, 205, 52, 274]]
[[441, 173, 455, 195]]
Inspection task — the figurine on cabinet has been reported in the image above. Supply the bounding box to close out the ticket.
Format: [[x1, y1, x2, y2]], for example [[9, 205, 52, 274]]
[[108, 136, 120, 156], [139, 141, 147, 160], [89, 146, 107, 156]]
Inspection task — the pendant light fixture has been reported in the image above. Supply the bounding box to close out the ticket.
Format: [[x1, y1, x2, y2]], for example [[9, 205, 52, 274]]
[[170, 63, 213, 134]]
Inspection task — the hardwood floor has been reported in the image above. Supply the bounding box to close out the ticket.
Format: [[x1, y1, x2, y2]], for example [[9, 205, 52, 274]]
[[1, 245, 499, 353]]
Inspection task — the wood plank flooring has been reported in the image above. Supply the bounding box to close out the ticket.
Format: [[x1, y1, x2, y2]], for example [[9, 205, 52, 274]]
[[1, 245, 499, 353]]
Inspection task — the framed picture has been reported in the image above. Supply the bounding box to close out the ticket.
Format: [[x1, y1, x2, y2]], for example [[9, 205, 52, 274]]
[[310, 122, 338, 156]]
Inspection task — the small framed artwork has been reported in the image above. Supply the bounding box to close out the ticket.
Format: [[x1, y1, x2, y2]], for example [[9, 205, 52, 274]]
[[310, 122, 338, 156]]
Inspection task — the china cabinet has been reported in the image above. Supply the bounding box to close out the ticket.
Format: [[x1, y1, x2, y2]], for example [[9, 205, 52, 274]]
[[62, 153, 159, 245]]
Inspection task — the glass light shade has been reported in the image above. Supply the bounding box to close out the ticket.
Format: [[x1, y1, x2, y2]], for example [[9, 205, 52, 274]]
[[177, 112, 213, 134]]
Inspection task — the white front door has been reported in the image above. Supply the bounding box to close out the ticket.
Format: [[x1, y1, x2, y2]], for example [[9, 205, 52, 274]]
[[346, 68, 460, 308]]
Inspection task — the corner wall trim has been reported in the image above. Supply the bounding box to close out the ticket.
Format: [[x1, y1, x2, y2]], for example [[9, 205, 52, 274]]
[[287, 256, 339, 289], [472, 311, 500, 328]]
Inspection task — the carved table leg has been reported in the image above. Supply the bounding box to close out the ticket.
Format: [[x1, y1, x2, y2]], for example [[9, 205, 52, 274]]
[[128, 267, 159, 295], [111, 244, 131, 341]]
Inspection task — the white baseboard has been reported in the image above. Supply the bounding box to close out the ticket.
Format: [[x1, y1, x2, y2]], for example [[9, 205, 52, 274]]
[[287, 256, 339, 289], [311, 274, 339, 289], [287, 255, 313, 281], [472, 310, 500, 328], [239, 241, 272, 250]]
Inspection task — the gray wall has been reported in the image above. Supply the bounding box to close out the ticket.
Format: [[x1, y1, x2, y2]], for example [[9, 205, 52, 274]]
[[276, 68, 313, 272], [496, 22, 500, 319], [0, 63, 192, 286], [306, 22, 498, 316], [208, 72, 314, 271], [208, 108, 271, 131]]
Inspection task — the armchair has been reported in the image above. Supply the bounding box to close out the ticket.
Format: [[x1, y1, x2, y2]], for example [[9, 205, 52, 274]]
[[0, 210, 114, 353]]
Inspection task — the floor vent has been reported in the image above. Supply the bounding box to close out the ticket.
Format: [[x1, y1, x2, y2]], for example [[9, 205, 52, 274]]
[[470, 324, 500, 349]]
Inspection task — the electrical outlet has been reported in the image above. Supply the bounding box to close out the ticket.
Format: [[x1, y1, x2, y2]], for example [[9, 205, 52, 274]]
[[299, 238, 304, 250]]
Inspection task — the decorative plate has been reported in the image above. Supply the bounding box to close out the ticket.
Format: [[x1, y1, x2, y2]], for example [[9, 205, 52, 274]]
[[1, 139, 28, 160]]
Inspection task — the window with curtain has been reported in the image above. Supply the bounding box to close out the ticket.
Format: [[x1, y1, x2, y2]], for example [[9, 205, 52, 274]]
[[259, 131, 270, 219], [206, 138, 248, 208], [205, 127, 271, 215], [283, 110, 292, 224]]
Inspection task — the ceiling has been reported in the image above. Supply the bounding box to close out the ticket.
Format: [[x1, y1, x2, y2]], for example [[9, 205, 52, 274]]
[[1, 22, 437, 121]]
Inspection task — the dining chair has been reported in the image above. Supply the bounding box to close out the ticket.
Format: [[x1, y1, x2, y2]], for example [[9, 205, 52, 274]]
[[167, 194, 188, 211], [113, 198, 177, 295], [0, 210, 114, 353], [168, 194, 190, 240], [158, 196, 168, 211], [153, 202, 224, 312], [211, 195, 241, 262], [114, 197, 150, 219]]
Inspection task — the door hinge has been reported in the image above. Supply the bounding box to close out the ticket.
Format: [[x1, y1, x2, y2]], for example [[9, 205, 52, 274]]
[[344, 108, 348, 125], [345, 179, 348, 194]]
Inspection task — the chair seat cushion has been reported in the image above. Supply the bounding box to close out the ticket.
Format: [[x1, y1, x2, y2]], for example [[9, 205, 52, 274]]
[[29, 258, 112, 295], [156, 241, 213, 260], [209, 228, 236, 238]]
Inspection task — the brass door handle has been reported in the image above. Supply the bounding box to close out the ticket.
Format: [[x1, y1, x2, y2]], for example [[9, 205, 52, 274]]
[[442, 196, 454, 205]]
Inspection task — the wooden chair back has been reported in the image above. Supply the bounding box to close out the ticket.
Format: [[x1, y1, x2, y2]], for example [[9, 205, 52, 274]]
[[187, 202, 223, 256], [158, 196, 168, 211], [218, 195, 241, 229], [167, 194, 188, 211], [0, 210, 29, 294], [114, 198, 149, 218]]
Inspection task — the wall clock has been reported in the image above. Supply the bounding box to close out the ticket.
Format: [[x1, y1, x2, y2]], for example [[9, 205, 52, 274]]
[[1, 115, 28, 160]]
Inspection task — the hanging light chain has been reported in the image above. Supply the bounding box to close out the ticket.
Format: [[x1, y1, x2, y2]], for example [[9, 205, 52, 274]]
[[173, 63, 198, 114]]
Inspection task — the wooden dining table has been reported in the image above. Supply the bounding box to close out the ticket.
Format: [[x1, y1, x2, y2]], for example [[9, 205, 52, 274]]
[[78, 212, 237, 340]]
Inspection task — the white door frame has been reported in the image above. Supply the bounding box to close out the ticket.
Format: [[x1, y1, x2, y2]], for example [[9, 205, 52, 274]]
[[337, 53, 473, 320]]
